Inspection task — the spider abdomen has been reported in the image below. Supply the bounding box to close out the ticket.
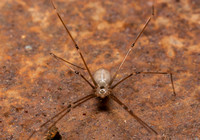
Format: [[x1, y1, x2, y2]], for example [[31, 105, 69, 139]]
[[93, 68, 111, 98]]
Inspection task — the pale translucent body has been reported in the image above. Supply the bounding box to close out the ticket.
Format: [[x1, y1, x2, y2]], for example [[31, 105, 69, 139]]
[[93, 68, 111, 98]]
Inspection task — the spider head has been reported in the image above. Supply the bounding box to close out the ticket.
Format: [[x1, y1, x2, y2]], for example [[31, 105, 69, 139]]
[[95, 84, 110, 98]]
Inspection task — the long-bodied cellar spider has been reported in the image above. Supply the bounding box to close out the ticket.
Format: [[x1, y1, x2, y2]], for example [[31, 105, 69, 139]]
[[28, 0, 176, 139]]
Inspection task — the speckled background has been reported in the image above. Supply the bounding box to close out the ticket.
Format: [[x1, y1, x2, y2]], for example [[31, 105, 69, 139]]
[[0, 0, 199, 139]]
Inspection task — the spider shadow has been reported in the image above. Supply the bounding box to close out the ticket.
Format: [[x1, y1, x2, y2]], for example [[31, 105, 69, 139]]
[[95, 96, 111, 112]]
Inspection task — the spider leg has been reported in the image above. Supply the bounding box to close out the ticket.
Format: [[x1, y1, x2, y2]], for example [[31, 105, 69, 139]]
[[50, 53, 85, 70], [50, 53, 95, 89], [111, 71, 176, 96], [50, 0, 97, 86], [28, 94, 95, 140], [109, 2, 155, 86], [135, 71, 176, 96], [109, 94, 158, 135]]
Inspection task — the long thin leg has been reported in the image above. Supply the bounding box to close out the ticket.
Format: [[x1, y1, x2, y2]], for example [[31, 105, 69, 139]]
[[50, 0, 97, 87], [109, 94, 158, 135], [111, 71, 176, 96], [27, 94, 94, 140], [152, 0, 155, 16], [109, 3, 154, 86], [111, 73, 133, 89], [50, 53, 95, 89], [135, 72, 176, 96], [44, 95, 95, 135], [50, 53, 85, 70]]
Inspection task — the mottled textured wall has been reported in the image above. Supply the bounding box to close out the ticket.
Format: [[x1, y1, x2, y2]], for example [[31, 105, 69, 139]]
[[0, 0, 199, 139]]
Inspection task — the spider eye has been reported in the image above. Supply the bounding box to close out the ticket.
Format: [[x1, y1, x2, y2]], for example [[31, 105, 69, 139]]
[[100, 86, 104, 89], [99, 89, 106, 94]]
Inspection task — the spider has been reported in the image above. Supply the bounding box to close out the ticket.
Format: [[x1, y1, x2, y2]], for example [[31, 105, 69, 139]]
[[28, 0, 176, 139]]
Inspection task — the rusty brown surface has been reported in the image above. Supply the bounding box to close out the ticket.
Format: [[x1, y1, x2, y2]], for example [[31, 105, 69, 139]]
[[0, 0, 200, 139]]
